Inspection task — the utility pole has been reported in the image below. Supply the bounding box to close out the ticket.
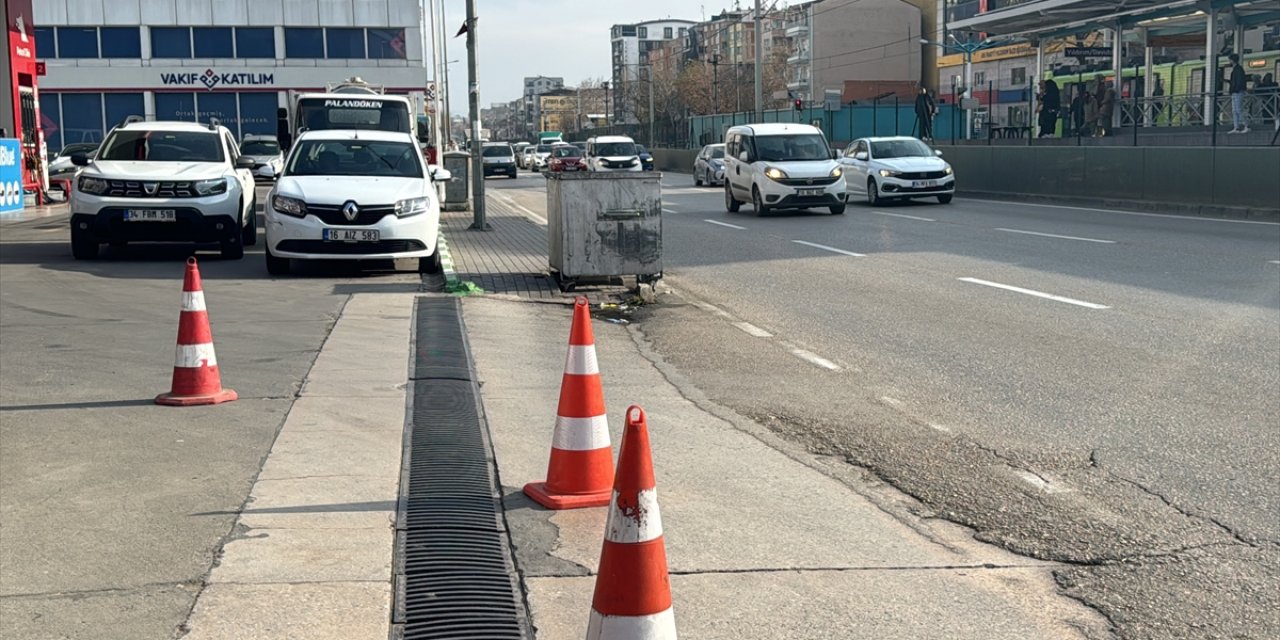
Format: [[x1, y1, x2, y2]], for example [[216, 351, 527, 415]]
[[647, 66, 655, 146], [429, 0, 445, 157], [439, 0, 451, 147], [754, 0, 764, 121], [464, 0, 487, 230], [711, 54, 720, 111]]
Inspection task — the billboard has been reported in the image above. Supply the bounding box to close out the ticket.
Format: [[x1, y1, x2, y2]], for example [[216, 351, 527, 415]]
[[1, 138, 23, 213]]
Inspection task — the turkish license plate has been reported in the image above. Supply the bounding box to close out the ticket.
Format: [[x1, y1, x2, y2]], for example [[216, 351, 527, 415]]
[[565, 166, 578, 171], [798, 188, 824, 197], [323, 229, 380, 242], [913, 180, 940, 188], [124, 209, 176, 222]]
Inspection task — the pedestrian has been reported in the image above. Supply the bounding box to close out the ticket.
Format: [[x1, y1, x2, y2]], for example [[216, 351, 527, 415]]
[[1152, 77, 1165, 124], [1095, 78, 1115, 137], [1227, 53, 1250, 133], [914, 87, 936, 141], [1070, 84, 1087, 136], [1083, 84, 1100, 137], [1038, 78, 1061, 137]]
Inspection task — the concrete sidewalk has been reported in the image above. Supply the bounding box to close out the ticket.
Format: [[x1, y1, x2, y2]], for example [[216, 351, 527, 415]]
[[465, 296, 1112, 639]]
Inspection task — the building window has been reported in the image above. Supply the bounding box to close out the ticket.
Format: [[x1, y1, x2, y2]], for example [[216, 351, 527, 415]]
[[238, 93, 279, 136], [151, 27, 193, 58], [197, 93, 238, 129], [35, 27, 56, 58], [638, 27, 647, 39], [60, 93, 105, 144], [368, 28, 406, 59], [326, 28, 365, 58], [973, 71, 987, 87], [104, 93, 145, 129], [679, 27, 687, 38], [664, 27, 673, 39], [40, 93, 62, 149], [193, 27, 234, 58], [99, 27, 141, 58], [56, 27, 99, 58], [284, 27, 324, 58], [1011, 67, 1026, 86], [235, 27, 275, 58], [621, 26, 636, 37]]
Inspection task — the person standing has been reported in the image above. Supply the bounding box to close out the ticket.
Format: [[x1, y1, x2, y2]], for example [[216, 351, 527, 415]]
[[1038, 78, 1061, 137], [1083, 84, 1100, 137], [914, 87, 936, 141], [1070, 84, 1087, 136], [1096, 78, 1116, 137], [1227, 53, 1249, 133]]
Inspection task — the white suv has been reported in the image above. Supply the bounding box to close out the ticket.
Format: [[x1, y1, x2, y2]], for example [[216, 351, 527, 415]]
[[69, 118, 258, 259], [263, 129, 450, 275], [585, 135, 642, 172], [722, 123, 846, 215]]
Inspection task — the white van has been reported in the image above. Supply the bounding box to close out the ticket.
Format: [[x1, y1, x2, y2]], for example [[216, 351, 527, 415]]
[[722, 123, 845, 215], [585, 135, 643, 172]]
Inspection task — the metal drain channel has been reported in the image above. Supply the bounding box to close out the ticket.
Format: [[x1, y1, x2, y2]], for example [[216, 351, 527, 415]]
[[392, 297, 531, 640]]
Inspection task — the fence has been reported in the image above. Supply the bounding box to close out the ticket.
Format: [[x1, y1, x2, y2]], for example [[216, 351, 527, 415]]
[[687, 101, 962, 149]]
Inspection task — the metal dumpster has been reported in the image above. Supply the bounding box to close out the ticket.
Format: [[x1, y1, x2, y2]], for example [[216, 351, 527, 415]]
[[546, 172, 662, 291], [441, 151, 470, 211]]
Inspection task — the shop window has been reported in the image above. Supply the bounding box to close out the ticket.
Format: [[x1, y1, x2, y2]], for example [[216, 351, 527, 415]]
[[57, 27, 99, 58], [284, 28, 324, 58], [368, 28, 406, 59], [155, 92, 197, 123], [100, 27, 141, 58], [193, 27, 234, 58], [236, 27, 275, 58], [152, 27, 193, 58], [238, 93, 279, 136], [326, 28, 365, 58], [41, 93, 63, 150], [35, 27, 56, 58], [60, 93, 105, 145], [197, 93, 238, 133], [104, 94, 145, 130]]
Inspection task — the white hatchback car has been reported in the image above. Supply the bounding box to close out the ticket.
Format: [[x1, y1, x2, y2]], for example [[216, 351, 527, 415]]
[[839, 136, 955, 205], [723, 123, 845, 215], [263, 130, 450, 275]]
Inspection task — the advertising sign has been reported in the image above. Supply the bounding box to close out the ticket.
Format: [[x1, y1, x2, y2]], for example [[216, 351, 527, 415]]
[[1, 139, 24, 213]]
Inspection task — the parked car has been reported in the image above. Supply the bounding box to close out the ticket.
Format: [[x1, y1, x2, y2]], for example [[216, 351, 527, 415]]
[[838, 136, 954, 205], [547, 144, 586, 172], [239, 134, 284, 182], [264, 129, 451, 275], [693, 143, 726, 186], [636, 144, 655, 171], [69, 118, 258, 259], [512, 141, 531, 156], [481, 142, 518, 178], [47, 142, 99, 182], [722, 123, 846, 215], [585, 135, 642, 172]]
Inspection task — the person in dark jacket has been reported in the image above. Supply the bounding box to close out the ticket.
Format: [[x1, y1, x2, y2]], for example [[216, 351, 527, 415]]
[[1070, 84, 1087, 136], [1095, 78, 1115, 137], [1228, 53, 1249, 133], [914, 87, 937, 140], [1038, 79, 1061, 137]]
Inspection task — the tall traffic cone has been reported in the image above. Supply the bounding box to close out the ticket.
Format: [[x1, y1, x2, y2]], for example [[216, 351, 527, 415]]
[[524, 296, 614, 509], [155, 258, 237, 406], [587, 405, 676, 639]]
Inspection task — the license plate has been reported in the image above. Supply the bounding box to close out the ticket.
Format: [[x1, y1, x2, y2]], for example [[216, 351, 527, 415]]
[[565, 166, 578, 171], [323, 229, 380, 242], [913, 180, 939, 188], [798, 188, 824, 197], [124, 209, 176, 222]]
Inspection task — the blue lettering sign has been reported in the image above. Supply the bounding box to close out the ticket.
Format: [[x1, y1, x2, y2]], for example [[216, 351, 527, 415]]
[[1, 139, 24, 214]]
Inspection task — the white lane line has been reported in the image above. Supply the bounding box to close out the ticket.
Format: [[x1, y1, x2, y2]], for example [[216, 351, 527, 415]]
[[792, 240, 866, 257], [958, 277, 1110, 310], [995, 227, 1117, 244], [732, 321, 773, 338], [1269, 260, 1280, 265], [489, 192, 547, 225], [928, 423, 952, 433], [870, 211, 936, 222], [705, 219, 746, 230], [965, 198, 1280, 226], [662, 208, 679, 214], [790, 349, 841, 371], [1017, 471, 1072, 494], [879, 396, 904, 407]]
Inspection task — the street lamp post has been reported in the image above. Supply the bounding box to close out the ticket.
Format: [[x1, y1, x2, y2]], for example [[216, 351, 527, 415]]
[[920, 35, 1003, 140]]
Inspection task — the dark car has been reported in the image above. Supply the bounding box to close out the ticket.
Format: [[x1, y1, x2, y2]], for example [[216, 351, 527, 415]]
[[637, 144, 655, 171], [481, 142, 518, 178], [548, 144, 586, 172]]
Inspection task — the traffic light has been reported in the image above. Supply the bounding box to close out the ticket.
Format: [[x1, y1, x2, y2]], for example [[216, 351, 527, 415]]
[[793, 99, 803, 111]]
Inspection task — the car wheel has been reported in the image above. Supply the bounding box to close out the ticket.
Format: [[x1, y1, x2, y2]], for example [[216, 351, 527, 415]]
[[265, 245, 290, 275], [220, 220, 245, 260], [243, 202, 258, 246], [695, 170, 703, 186], [829, 203, 847, 215], [867, 178, 883, 207], [419, 249, 442, 274], [725, 182, 741, 213], [937, 194, 953, 204], [71, 226, 99, 260], [752, 186, 770, 216]]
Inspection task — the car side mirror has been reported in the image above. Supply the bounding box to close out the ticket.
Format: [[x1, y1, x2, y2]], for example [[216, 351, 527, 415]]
[[831, 149, 840, 160], [854, 152, 869, 161], [71, 153, 92, 167], [431, 167, 453, 182], [934, 149, 944, 157], [235, 156, 256, 169]]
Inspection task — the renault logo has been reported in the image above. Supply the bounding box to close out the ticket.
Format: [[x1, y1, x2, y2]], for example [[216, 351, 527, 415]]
[[342, 201, 360, 221], [806, 178, 814, 185], [143, 182, 159, 195]]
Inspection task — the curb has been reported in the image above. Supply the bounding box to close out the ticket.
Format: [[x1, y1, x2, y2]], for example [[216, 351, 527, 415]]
[[437, 233, 484, 296]]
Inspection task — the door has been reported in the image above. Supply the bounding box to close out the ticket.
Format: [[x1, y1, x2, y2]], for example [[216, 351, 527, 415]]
[[844, 140, 870, 193], [727, 133, 752, 197]]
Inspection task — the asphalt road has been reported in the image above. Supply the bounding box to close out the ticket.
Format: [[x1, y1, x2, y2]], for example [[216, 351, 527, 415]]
[[0, 185, 424, 639], [501, 170, 1280, 639]]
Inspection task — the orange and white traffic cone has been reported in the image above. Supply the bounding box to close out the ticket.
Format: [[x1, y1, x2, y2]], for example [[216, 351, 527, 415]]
[[524, 296, 614, 510], [586, 405, 676, 639], [155, 258, 237, 406]]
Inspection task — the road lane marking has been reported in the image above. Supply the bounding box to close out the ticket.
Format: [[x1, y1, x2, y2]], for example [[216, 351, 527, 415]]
[[790, 349, 841, 371], [733, 321, 773, 338], [965, 198, 1280, 226], [1017, 471, 1072, 494], [792, 240, 866, 257], [1269, 260, 1280, 265], [879, 396, 904, 407], [958, 277, 1110, 310], [995, 227, 1116, 244], [489, 192, 546, 225], [928, 423, 952, 433], [871, 211, 936, 222], [662, 208, 679, 214], [705, 219, 746, 230]]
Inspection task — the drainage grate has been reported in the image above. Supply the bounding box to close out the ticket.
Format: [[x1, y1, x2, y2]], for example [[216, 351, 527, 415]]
[[393, 297, 531, 640]]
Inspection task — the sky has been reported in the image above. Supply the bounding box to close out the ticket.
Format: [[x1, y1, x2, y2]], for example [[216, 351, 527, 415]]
[[436, 0, 750, 113]]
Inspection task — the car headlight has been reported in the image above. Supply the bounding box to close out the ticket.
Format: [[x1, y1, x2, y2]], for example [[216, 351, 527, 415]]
[[77, 176, 109, 195], [395, 196, 430, 218], [879, 169, 902, 178], [764, 167, 789, 180], [944, 165, 953, 175], [194, 178, 229, 196], [830, 166, 843, 178], [272, 195, 307, 218]]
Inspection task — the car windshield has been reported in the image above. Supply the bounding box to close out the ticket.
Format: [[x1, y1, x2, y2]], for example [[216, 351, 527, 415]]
[[536, 144, 554, 153], [596, 142, 636, 156], [637, 145, 649, 154], [870, 139, 933, 159], [482, 145, 513, 157], [552, 146, 579, 158], [240, 140, 280, 155], [752, 134, 829, 162], [708, 146, 725, 159], [286, 139, 423, 178], [97, 130, 224, 163]]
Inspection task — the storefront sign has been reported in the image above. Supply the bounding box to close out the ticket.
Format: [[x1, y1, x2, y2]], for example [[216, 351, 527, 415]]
[[160, 69, 275, 90], [1065, 46, 1111, 58], [1, 139, 24, 213]]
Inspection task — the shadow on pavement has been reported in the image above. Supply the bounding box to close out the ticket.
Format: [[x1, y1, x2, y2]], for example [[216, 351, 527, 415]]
[[0, 398, 157, 412], [190, 500, 397, 517]]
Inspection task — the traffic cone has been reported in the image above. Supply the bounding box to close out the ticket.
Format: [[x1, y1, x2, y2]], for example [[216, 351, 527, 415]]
[[155, 258, 237, 406], [586, 405, 676, 639], [524, 296, 614, 509]]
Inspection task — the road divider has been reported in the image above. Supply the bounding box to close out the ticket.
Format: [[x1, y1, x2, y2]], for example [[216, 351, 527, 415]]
[[995, 228, 1116, 244], [958, 277, 1110, 310]]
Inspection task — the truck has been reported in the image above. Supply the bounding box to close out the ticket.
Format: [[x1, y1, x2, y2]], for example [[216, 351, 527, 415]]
[[538, 131, 564, 144], [282, 77, 431, 155]]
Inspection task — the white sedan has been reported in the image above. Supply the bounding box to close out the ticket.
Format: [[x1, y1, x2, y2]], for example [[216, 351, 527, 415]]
[[838, 136, 955, 205], [264, 129, 450, 275]]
